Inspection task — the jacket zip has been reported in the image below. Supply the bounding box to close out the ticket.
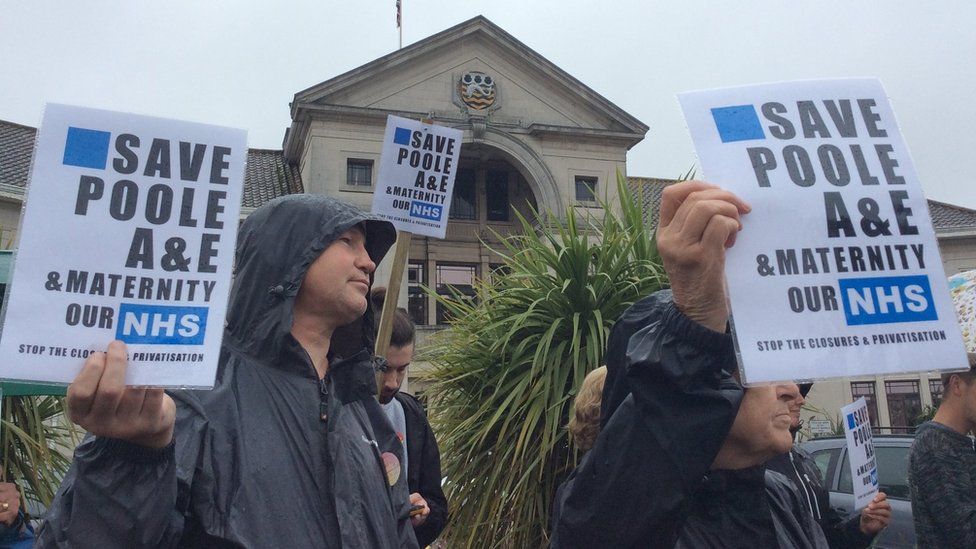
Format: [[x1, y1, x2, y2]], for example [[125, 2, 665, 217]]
[[789, 451, 821, 520], [319, 376, 330, 423]]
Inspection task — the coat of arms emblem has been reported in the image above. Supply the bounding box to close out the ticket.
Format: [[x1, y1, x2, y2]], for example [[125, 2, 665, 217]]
[[458, 71, 496, 110]]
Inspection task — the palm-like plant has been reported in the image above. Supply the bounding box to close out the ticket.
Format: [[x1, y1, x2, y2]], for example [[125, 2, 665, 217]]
[[421, 172, 669, 547], [1, 393, 79, 514]]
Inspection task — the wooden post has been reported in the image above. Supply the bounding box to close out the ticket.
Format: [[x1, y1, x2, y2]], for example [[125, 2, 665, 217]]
[[375, 230, 412, 395]]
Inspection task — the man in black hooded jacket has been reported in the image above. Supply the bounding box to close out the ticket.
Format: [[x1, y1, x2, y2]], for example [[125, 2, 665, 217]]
[[552, 181, 828, 548], [37, 195, 418, 548]]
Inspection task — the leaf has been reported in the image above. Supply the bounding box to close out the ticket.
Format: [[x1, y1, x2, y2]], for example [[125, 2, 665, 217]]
[[420, 171, 667, 547]]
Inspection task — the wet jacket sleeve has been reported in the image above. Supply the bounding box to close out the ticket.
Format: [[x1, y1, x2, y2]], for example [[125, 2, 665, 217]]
[[552, 291, 742, 549], [411, 414, 448, 547], [802, 455, 872, 549], [36, 402, 203, 548]]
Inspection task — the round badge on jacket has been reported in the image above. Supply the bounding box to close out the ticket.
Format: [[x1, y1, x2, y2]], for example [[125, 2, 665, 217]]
[[381, 452, 401, 486]]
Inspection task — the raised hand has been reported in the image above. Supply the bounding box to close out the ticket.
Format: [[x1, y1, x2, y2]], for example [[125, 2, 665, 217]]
[[657, 180, 750, 332], [66, 340, 175, 449]]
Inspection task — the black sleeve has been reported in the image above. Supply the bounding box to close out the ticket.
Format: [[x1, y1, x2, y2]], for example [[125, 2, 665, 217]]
[[411, 413, 448, 547], [397, 393, 448, 547], [791, 448, 872, 549], [553, 291, 742, 549], [35, 398, 204, 548]]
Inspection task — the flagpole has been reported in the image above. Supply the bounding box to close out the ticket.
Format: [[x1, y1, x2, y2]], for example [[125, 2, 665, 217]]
[[397, 0, 402, 50]]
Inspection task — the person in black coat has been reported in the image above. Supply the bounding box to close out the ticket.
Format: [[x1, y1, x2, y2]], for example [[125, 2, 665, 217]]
[[766, 384, 891, 548], [373, 288, 449, 548], [552, 181, 827, 548]]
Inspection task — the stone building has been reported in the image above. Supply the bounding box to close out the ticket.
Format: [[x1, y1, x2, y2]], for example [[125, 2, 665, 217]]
[[2, 16, 976, 408]]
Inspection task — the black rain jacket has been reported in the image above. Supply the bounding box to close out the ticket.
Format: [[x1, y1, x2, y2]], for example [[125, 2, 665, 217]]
[[767, 445, 873, 548], [551, 290, 828, 548], [37, 194, 419, 549], [394, 391, 448, 547]]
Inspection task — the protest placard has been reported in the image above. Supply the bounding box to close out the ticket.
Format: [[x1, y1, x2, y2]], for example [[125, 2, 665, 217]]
[[371, 115, 463, 239], [841, 397, 879, 509], [0, 104, 245, 388], [678, 79, 968, 384]]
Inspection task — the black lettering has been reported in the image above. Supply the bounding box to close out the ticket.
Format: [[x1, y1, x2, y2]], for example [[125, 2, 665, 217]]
[[179, 142, 207, 181], [858, 99, 887, 138], [824, 192, 856, 237], [74, 175, 104, 215], [818, 145, 850, 186], [876, 145, 905, 185], [209, 146, 231, 184], [198, 233, 220, 273], [783, 145, 815, 186], [823, 100, 857, 137], [145, 184, 173, 225], [761, 102, 796, 139], [144, 138, 171, 178], [109, 180, 138, 221], [178, 187, 198, 227], [204, 190, 226, 229], [113, 134, 139, 174], [747, 147, 777, 187], [126, 228, 154, 269], [797, 100, 831, 138], [890, 191, 919, 235]]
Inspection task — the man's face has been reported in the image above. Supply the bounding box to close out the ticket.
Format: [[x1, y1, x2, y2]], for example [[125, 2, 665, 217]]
[[955, 376, 976, 431], [726, 383, 800, 460], [294, 226, 376, 327], [379, 343, 414, 404], [788, 390, 805, 431]]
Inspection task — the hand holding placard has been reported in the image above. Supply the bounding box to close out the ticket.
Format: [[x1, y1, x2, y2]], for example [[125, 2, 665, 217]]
[[657, 181, 750, 332], [66, 341, 175, 449]]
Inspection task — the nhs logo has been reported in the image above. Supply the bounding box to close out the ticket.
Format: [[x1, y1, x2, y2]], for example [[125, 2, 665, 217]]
[[116, 304, 208, 345], [409, 200, 442, 221], [838, 275, 938, 326]]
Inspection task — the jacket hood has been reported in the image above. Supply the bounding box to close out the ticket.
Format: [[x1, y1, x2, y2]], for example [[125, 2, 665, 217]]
[[224, 194, 396, 364]]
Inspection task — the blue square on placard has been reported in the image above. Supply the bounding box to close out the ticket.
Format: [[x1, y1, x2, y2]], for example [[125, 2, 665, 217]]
[[710, 105, 765, 143], [393, 127, 411, 146], [847, 413, 856, 429], [63, 127, 111, 169]]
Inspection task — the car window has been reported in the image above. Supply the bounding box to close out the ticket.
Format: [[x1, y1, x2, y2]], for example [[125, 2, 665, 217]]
[[875, 446, 910, 499], [837, 445, 910, 500], [811, 448, 839, 486], [838, 453, 853, 494]]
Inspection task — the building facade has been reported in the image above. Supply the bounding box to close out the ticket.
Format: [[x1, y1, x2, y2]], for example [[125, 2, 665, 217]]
[[2, 16, 976, 411]]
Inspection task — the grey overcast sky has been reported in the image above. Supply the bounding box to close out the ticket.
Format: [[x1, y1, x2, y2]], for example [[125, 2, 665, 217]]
[[2, 1, 974, 206]]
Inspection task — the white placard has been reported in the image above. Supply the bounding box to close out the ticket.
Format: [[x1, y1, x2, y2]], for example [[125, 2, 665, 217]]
[[678, 79, 968, 384], [841, 397, 879, 509], [808, 418, 833, 436], [371, 115, 463, 238], [0, 104, 246, 388]]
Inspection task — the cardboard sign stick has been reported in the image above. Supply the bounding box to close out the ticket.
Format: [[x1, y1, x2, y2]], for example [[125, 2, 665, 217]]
[[375, 229, 412, 394]]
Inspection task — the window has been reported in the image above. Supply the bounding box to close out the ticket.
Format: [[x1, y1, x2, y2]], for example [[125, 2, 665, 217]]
[[839, 446, 911, 500], [850, 382, 880, 428], [346, 159, 373, 187], [575, 176, 597, 203], [435, 263, 478, 324], [810, 448, 840, 488], [407, 262, 427, 326], [450, 169, 477, 220], [929, 379, 944, 407], [885, 380, 922, 433], [486, 170, 510, 221]]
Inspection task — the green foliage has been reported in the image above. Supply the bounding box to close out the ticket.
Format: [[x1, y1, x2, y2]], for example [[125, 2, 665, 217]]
[[915, 404, 938, 425], [1, 395, 80, 514], [420, 172, 668, 547]]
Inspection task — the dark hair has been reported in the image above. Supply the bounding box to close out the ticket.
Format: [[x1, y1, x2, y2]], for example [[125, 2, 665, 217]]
[[370, 286, 415, 347]]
